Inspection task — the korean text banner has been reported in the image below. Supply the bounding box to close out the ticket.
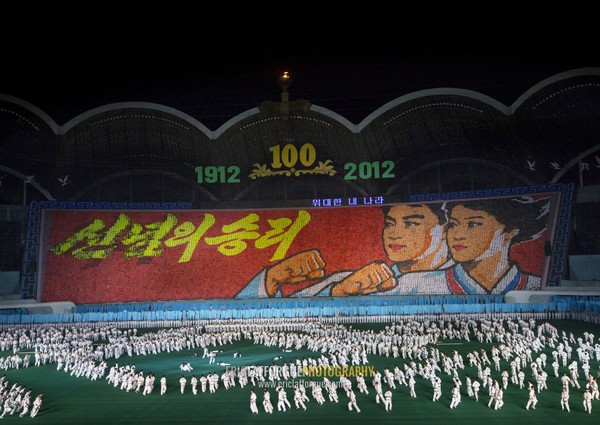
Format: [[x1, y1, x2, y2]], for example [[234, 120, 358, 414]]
[[42, 197, 550, 304]]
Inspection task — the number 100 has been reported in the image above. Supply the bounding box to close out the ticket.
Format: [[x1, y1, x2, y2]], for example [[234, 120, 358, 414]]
[[270, 143, 317, 168]]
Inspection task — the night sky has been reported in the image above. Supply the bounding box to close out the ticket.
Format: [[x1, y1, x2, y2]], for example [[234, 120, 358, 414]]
[[2, 8, 597, 129]]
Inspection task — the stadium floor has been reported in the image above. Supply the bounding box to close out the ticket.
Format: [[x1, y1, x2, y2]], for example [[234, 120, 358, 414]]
[[0, 318, 599, 425]]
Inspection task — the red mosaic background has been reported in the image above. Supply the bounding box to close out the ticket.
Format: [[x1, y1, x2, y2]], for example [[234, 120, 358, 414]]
[[41, 201, 549, 304]]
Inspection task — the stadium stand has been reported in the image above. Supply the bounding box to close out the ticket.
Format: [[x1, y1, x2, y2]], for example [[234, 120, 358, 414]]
[[1, 68, 600, 320]]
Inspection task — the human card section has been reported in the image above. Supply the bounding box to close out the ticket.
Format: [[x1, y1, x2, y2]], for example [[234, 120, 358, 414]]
[[41, 193, 558, 304]]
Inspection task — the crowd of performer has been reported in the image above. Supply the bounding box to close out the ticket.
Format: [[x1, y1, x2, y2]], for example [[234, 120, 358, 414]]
[[0, 375, 42, 418], [0, 313, 599, 418]]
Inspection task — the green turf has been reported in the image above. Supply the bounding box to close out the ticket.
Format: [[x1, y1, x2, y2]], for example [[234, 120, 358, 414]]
[[0, 318, 598, 424]]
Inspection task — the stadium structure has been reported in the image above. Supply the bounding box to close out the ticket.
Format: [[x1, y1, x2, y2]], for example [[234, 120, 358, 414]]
[[0, 67, 599, 322]]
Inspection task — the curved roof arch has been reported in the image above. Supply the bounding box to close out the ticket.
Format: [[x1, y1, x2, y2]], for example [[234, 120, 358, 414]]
[[512, 67, 600, 111], [0, 165, 55, 201], [550, 144, 600, 184], [59, 102, 215, 137], [0, 94, 59, 132], [212, 107, 261, 139], [1, 68, 598, 205], [306, 105, 360, 133], [358, 88, 513, 131]]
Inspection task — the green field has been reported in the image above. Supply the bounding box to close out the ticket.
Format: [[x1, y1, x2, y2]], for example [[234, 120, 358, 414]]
[[0, 318, 598, 424]]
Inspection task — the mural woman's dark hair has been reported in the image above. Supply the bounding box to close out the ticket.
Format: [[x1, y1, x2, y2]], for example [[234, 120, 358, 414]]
[[444, 196, 550, 245]]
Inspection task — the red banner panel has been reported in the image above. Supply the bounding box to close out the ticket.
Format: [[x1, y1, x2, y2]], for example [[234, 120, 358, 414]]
[[42, 195, 555, 304]]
